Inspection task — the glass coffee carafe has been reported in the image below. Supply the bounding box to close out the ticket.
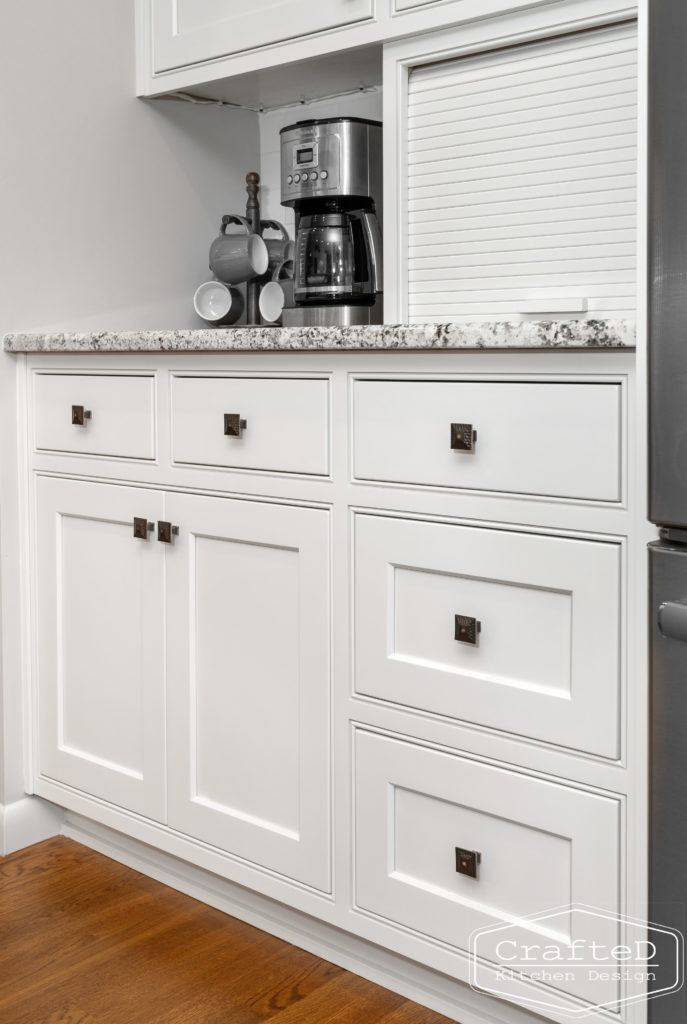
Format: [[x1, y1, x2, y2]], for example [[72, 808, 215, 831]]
[[294, 200, 380, 307]]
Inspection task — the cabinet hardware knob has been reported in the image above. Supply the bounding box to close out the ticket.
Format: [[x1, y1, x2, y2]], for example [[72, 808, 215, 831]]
[[71, 405, 92, 426], [450, 423, 476, 452], [224, 414, 247, 438], [455, 615, 481, 645], [455, 848, 481, 878], [133, 518, 155, 540], [157, 521, 179, 544]]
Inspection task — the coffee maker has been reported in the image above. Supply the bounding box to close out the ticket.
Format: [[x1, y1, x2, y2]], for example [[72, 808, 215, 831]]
[[280, 117, 383, 326]]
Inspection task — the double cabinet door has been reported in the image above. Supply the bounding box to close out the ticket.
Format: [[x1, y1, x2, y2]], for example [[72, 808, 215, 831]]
[[35, 476, 331, 891]]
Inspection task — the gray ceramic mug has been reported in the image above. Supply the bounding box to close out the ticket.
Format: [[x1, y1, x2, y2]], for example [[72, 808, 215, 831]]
[[209, 215, 268, 285], [260, 219, 294, 271]]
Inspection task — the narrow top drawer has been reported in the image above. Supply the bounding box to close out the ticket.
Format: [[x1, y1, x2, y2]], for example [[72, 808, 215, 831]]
[[353, 379, 622, 502], [171, 376, 329, 476], [34, 374, 156, 460]]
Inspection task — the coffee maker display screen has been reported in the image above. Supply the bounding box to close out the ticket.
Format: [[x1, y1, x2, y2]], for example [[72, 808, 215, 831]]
[[297, 148, 314, 165]]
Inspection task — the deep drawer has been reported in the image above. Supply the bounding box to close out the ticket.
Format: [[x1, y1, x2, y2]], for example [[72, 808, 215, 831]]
[[354, 513, 621, 758], [354, 729, 621, 1008], [352, 379, 622, 501], [34, 373, 156, 459], [171, 376, 329, 475]]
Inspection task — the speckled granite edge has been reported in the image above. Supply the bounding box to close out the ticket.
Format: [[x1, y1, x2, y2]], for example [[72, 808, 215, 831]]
[[3, 320, 636, 353]]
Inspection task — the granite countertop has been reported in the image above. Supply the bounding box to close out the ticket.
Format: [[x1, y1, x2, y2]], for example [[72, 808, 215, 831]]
[[3, 320, 635, 353]]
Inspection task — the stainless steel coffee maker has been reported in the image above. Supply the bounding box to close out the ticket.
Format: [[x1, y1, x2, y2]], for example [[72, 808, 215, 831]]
[[280, 117, 383, 326]]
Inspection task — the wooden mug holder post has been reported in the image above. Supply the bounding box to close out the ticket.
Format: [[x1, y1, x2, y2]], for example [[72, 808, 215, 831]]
[[245, 172, 261, 326]]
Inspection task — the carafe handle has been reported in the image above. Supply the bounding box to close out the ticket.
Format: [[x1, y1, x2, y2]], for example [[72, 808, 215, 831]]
[[356, 210, 383, 294]]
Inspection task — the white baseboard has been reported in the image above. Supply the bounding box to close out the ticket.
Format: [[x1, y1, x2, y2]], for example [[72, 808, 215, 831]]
[[1, 795, 64, 855], [62, 812, 546, 1024]]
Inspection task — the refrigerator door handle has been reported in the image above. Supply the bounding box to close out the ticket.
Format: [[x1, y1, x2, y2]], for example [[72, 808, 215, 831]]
[[658, 599, 687, 643]]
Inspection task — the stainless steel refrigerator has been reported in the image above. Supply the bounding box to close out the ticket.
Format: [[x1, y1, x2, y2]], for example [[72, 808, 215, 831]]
[[649, 1, 687, 1020]]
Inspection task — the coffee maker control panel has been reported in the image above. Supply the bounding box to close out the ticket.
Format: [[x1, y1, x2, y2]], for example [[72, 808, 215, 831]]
[[280, 117, 382, 208], [283, 134, 340, 198]]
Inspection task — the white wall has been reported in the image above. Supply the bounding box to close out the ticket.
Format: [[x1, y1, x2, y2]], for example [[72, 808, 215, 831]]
[[258, 90, 383, 239], [0, 0, 259, 845]]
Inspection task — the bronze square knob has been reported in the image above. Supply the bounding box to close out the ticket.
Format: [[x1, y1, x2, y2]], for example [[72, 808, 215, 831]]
[[455, 615, 481, 645], [224, 413, 247, 438], [450, 423, 476, 451], [455, 847, 481, 878]]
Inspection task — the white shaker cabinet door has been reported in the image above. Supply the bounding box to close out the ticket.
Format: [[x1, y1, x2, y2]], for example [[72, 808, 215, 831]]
[[35, 476, 166, 820], [151, 0, 374, 73], [165, 492, 331, 892]]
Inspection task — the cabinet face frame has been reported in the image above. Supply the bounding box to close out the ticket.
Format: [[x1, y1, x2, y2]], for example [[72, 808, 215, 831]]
[[382, 0, 639, 323]]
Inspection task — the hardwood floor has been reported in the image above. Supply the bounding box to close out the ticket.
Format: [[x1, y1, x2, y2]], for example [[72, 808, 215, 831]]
[[0, 837, 455, 1024]]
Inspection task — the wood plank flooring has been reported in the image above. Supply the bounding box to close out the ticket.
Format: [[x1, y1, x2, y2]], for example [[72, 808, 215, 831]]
[[0, 837, 455, 1024]]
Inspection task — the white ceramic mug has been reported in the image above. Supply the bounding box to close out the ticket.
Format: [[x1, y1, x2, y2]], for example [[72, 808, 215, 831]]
[[193, 280, 244, 326], [209, 215, 268, 285], [259, 259, 294, 324]]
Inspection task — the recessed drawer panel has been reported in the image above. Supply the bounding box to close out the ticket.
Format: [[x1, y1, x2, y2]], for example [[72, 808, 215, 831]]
[[354, 513, 621, 758], [355, 729, 621, 1007], [353, 379, 621, 501], [171, 376, 329, 475], [34, 374, 155, 459]]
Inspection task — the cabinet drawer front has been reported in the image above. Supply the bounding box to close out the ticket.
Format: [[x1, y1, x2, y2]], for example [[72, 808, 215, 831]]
[[355, 730, 621, 1008], [171, 376, 329, 475], [354, 514, 621, 758], [353, 379, 621, 500], [152, 0, 373, 73], [34, 374, 156, 459]]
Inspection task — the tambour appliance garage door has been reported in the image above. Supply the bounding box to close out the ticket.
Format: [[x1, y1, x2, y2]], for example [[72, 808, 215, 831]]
[[406, 22, 637, 322]]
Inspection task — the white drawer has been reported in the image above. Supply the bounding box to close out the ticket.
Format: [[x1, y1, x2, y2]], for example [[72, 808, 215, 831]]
[[171, 376, 329, 476], [354, 514, 621, 758], [355, 730, 621, 1008], [34, 374, 155, 460], [352, 379, 622, 501]]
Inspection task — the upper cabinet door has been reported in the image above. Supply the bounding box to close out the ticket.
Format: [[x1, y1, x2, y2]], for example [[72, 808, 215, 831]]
[[151, 0, 374, 73], [165, 491, 331, 892], [35, 477, 166, 821]]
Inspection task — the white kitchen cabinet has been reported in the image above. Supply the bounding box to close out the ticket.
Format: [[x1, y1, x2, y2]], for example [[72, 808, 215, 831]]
[[35, 476, 166, 821], [165, 491, 331, 891], [21, 348, 640, 1024], [136, 0, 608, 105], [149, 0, 374, 74]]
